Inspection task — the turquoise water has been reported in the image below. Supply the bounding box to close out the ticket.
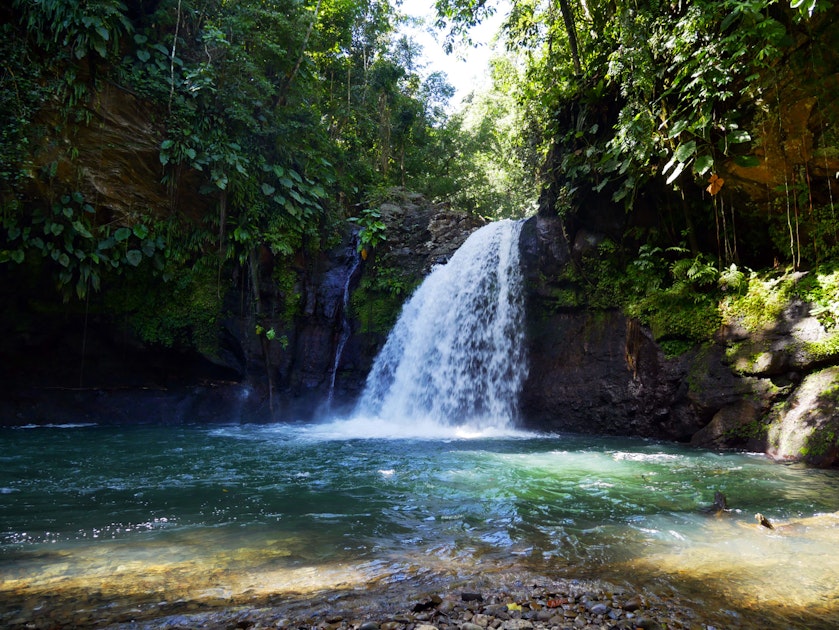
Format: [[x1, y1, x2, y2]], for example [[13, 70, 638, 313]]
[[2, 422, 839, 627]]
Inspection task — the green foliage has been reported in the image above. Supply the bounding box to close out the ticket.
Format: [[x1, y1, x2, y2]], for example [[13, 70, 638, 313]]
[[2, 0, 497, 343], [427, 65, 539, 219], [630, 291, 721, 345], [349, 207, 387, 252], [625, 250, 723, 346], [106, 259, 223, 356], [441, 0, 836, 272], [350, 263, 416, 334], [2, 192, 164, 301], [791, 265, 839, 329], [571, 241, 724, 345], [599, 0, 797, 203], [13, 0, 132, 60], [721, 271, 798, 332], [272, 263, 302, 325], [801, 332, 839, 363]]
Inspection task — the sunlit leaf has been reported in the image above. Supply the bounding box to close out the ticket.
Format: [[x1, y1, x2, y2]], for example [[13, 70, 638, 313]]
[[727, 130, 751, 144], [694, 154, 714, 176], [667, 119, 689, 138], [666, 160, 686, 184], [674, 140, 697, 162]]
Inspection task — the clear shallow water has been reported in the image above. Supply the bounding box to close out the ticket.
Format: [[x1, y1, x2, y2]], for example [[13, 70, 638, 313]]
[[2, 422, 839, 627]]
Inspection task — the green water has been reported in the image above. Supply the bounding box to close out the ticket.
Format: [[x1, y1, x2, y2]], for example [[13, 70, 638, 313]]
[[2, 422, 839, 627]]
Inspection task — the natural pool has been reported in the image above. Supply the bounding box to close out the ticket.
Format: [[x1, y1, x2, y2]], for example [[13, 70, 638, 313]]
[[2, 420, 839, 628]]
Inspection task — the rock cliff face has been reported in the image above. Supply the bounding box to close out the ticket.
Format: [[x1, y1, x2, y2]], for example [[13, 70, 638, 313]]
[[517, 214, 839, 467], [518, 215, 702, 441]]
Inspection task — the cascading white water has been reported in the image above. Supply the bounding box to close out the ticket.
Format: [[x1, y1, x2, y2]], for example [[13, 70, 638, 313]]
[[326, 242, 362, 407], [354, 219, 528, 431]]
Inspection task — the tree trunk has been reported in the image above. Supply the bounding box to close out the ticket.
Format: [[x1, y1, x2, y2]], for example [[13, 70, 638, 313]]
[[558, 0, 582, 75], [276, 0, 322, 107]]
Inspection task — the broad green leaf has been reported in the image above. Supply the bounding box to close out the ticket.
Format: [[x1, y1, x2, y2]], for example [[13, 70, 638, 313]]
[[137, 49, 151, 63], [133, 224, 149, 239], [694, 154, 714, 176], [667, 119, 689, 138], [674, 140, 697, 162], [125, 249, 143, 266], [261, 183, 276, 195], [114, 227, 132, 242], [721, 10, 740, 32], [72, 221, 93, 239]]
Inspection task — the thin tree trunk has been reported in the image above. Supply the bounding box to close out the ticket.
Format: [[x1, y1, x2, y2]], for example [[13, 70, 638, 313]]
[[276, 0, 323, 107], [168, 0, 182, 113], [558, 0, 582, 75]]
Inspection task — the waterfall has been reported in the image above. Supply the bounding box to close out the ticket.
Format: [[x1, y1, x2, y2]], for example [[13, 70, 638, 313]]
[[354, 219, 528, 431], [326, 241, 362, 408]]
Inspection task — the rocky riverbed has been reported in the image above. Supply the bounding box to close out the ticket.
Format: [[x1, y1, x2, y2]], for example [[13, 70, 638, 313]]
[[97, 580, 732, 630]]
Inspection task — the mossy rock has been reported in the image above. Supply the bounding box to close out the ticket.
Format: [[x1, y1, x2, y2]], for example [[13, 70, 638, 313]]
[[765, 366, 839, 467]]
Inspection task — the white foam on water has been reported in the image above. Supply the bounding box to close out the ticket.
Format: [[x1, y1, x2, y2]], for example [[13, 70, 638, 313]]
[[300, 413, 534, 441]]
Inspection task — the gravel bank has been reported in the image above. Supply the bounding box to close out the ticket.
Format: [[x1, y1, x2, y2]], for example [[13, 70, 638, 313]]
[[105, 580, 723, 630]]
